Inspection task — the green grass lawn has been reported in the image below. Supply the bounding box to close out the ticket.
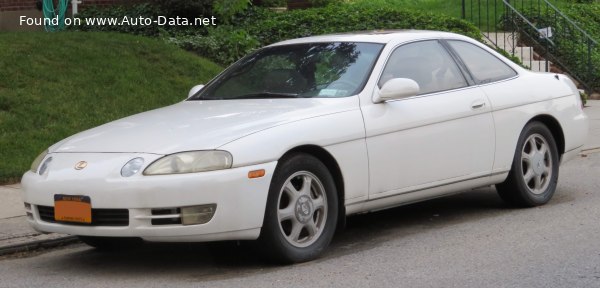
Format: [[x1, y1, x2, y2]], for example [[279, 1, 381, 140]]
[[0, 32, 222, 184]]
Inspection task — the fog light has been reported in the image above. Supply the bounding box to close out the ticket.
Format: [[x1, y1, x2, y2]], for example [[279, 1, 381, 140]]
[[181, 204, 216, 225], [24, 202, 31, 210], [26, 212, 33, 220]]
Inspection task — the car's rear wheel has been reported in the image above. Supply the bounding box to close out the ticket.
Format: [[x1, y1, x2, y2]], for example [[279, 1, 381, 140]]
[[496, 121, 559, 207], [260, 153, 338, 263], [78, 236, 142, 250]]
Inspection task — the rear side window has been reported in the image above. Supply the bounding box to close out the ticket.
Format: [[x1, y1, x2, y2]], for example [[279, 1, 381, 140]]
[[448, 40, 517, 84]]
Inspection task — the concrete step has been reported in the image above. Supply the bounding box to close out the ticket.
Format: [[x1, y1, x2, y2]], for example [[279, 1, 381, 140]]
[[504, 46, 534, 61], [484, 32, 549, 71], [483, 32, 518, 47], [523, 60, 552, 72]]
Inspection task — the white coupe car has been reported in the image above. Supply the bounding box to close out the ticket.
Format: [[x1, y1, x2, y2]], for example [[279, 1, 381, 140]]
[[22, 30, 588, 263]]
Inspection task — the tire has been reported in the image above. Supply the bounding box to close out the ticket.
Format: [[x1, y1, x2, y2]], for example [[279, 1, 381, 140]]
[[78, 236, 142, 251], [259, 153, 338, 263], [496, 121, 560, 207]]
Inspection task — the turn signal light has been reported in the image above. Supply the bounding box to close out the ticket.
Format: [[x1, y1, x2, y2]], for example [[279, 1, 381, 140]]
[[248, 169, 265, 179]]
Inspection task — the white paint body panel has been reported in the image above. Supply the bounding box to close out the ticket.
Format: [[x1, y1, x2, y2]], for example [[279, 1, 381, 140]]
[[21, 31, 588, 242], [362, 86, 495, 198], [50, 98, 359, 154]]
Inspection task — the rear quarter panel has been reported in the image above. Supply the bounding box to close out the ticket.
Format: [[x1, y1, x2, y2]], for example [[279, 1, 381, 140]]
[[482, 72, 588, 174]]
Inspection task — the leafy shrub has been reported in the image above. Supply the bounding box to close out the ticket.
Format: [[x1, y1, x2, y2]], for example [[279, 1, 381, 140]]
[[568, 0, 597, 3], [580, 90, 588, 106], [495, 48, 525, 67], [240, 4, 482, 47], [257, 0, 286, 7], [149, 0, 213, 20], [213, 0, 251, 23], [166, 4, 481, 65], [164, 26, 259, 65], [309, 0, 344, 7], [74, 2, 482, 66]]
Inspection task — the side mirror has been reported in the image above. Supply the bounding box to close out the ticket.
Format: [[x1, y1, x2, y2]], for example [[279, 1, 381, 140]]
[[188, 84, 205, 99], [373, 78, 420, 103]]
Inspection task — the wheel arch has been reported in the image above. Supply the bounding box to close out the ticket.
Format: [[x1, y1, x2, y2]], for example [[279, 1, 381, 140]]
[[527, 114, 565, 155], [280, 145, 346, 230]]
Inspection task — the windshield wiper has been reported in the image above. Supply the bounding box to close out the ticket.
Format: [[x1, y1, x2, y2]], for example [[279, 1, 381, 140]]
[[230, 92, 301, 99]]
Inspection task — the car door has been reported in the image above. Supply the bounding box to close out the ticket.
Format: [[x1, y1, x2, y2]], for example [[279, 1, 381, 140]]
[[444, 40, 522, 175], [361, 40, 495, 199]]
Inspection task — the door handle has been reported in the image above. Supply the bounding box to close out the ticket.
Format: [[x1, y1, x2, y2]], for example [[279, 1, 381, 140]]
[[471, 100, 486, 110]]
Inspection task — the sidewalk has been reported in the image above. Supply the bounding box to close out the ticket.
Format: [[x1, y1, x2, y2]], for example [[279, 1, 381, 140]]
[[1, 100, 600, 256], [583, 99, 600, 151], [0, 185, 77, 255]]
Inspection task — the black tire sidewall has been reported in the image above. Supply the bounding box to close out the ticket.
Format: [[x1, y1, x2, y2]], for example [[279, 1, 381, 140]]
[[260, 153, 338, 263], [511, 122, 560, 205]]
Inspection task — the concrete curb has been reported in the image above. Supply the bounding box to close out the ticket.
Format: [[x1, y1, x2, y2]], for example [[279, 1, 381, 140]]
[[0, 236, 79, 257]]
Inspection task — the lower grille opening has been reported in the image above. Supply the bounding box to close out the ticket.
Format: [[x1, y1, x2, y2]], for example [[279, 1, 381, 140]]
[[151, 208, 180, 215], [151, 218, 182, 225], [151, 208, 181, 225], [37, 205, 129, 227]]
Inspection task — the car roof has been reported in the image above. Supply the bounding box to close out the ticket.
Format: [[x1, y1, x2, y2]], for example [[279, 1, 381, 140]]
[[268, 30, 471, 46]]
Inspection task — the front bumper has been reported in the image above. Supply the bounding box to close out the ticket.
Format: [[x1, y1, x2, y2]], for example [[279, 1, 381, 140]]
[[21, 152, 276, 242]]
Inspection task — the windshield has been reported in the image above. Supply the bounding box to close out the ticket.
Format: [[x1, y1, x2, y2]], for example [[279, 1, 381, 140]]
[[190, 42, 384, 100]]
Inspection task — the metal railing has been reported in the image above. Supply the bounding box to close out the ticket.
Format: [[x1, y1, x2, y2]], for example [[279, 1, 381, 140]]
[[462, 0, 598, 93]]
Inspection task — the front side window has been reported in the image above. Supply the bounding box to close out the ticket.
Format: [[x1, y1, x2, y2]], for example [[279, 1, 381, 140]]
[[378, 40, 468, 95], [448, 40, 517, 84], [191, 42, 383, 100]]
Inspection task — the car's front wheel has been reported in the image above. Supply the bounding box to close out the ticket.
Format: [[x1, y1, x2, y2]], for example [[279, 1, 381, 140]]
[[496, 121, 559, 207], [260, 153, 338, 263]]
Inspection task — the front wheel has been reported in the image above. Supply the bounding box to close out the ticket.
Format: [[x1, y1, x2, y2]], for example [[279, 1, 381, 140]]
[[496, 121, 559, 207], [259, 153, 338, 263]]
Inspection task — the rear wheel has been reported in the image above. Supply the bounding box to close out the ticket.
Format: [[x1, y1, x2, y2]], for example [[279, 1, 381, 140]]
[[496, 122, 559, 207], [260, 153, 338, 263]]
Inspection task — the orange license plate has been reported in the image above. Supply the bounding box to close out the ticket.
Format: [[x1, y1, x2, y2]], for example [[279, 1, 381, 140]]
[[54, 195, 92, 224]]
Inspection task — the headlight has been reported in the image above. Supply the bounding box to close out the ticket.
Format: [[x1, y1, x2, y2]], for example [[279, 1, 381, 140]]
[[121, 157, 144, 177], [30, 150, 49, 173], [143, 151, 232, 175]]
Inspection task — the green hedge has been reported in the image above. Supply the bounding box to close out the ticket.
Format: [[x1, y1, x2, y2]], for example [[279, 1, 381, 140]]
[[165, 26, 259, 65], [73, 3, 482, 66], [164, 5, 481, 65], [243, 5, 482, 47]]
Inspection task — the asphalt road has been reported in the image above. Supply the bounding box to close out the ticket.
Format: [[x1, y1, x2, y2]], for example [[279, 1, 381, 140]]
[[1, 153, 599, 288]]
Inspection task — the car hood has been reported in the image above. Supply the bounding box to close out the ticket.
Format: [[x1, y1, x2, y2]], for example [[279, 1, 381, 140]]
[[50, 98, 358, 154]]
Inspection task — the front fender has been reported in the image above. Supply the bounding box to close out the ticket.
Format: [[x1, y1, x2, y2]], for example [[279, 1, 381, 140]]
[[218, 109, 369, 204]]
